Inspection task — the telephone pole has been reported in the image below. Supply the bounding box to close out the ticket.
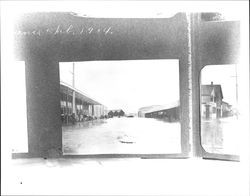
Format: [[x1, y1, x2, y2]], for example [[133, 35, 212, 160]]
[[235, 64, 238, 105], [231, 64, 238, 118], [72, 62, 76, 115]]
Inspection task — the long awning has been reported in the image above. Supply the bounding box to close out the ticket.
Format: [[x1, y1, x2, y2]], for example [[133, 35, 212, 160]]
[[60, 81, 101, 105]]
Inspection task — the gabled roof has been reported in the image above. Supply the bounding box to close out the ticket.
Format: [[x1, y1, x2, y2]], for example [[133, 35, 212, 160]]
[[201, 84, 223, 99]]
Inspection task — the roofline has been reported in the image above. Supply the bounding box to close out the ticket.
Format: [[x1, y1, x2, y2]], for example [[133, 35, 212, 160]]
[[138, 101, 180, 113], [201, 84, 223, 99], [60, 81, 103, 105]]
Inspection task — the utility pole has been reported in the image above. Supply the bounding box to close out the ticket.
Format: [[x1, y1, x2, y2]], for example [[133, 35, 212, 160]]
[[231, 64, 238, 118], [72, 62, 76, 115], [235, 64, 238, 105]]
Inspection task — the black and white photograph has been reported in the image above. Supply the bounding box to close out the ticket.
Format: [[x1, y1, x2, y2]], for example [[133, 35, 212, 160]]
[[59, 60, 181, 154], [1, 1, 249, 196]]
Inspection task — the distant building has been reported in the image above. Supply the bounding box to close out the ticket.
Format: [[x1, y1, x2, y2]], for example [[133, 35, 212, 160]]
[[138, 101, 180, 122], [201, 82, 232, 119], [138, 105, 162, 118], [108, 109, 125, 117], [221, 101, 233, 117], [126, 113, 138, 117]]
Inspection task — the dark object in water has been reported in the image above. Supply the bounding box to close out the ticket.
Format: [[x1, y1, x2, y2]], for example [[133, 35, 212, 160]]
[[117, 135, 135, 144]]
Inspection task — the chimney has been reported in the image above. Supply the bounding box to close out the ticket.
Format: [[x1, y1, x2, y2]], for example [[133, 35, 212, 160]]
[[211, 81, 213, 86]]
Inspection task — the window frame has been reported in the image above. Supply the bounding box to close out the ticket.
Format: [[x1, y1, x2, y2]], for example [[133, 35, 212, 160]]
[[191, 13, 240, 161], [198, 65, 240, 161], [12, 12, 191, 159], [11, 12, 241, 161]]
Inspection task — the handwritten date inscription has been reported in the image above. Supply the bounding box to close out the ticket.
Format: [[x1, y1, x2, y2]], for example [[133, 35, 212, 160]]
[[15, 25, 113, 36]]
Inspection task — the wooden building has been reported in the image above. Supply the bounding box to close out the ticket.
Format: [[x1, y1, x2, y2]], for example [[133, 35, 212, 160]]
[[60, 82, 108, 124], [200, 82, 232, 119], [138, 101, 180, 122]]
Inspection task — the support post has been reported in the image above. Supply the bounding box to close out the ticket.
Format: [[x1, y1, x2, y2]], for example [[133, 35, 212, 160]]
[[72, 62, 76, 115], [25, 55, 62, 157]]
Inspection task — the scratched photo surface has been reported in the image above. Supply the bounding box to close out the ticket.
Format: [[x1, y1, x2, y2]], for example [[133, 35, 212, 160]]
[[13, 11, 189, 155], [59, 60, 181, 155], [9, 6, 247, 158], [2, 2, 249, 196]]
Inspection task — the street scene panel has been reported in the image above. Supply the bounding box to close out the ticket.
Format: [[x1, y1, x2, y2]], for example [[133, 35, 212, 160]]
[[59, 60, 181, 154], [200, 64, 240, 155]]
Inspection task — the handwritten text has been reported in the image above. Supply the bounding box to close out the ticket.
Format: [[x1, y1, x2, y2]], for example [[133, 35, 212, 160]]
[[15, 25, 113, 36]]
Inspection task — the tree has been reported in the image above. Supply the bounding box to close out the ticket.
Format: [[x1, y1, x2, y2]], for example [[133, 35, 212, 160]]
[[108, 111, 114, 117], [114, 111, 119, 116], [118, 110, 125, 116]]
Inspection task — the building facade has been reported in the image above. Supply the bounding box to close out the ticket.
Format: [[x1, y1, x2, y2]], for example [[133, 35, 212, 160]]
[[138, 101, 180, 122], [201, 82, 232, 119], [60, 82, 108, 124]]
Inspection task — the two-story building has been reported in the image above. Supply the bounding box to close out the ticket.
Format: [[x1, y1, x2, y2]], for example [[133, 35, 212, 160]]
[[201, 82, 224, 119]]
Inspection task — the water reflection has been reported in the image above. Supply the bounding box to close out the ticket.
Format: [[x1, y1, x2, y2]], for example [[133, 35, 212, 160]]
[[201, 119, 224, 153], [201, 116, 239, 154], [62, 117, 181, 155], [63, 119, 108, 130], [200, 65, 240, 155]]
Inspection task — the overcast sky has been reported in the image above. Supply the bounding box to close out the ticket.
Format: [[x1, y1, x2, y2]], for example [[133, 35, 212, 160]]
[[60, 60, 179, 113]]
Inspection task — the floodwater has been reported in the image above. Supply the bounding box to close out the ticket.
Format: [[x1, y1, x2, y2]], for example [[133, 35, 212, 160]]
[[201, 116, 240, 155], [62, 117, 181, 155]]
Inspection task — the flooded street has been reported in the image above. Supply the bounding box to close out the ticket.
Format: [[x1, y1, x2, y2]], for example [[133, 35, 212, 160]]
[[62, 117, 181, 154], [201, 116, 240, 155]]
